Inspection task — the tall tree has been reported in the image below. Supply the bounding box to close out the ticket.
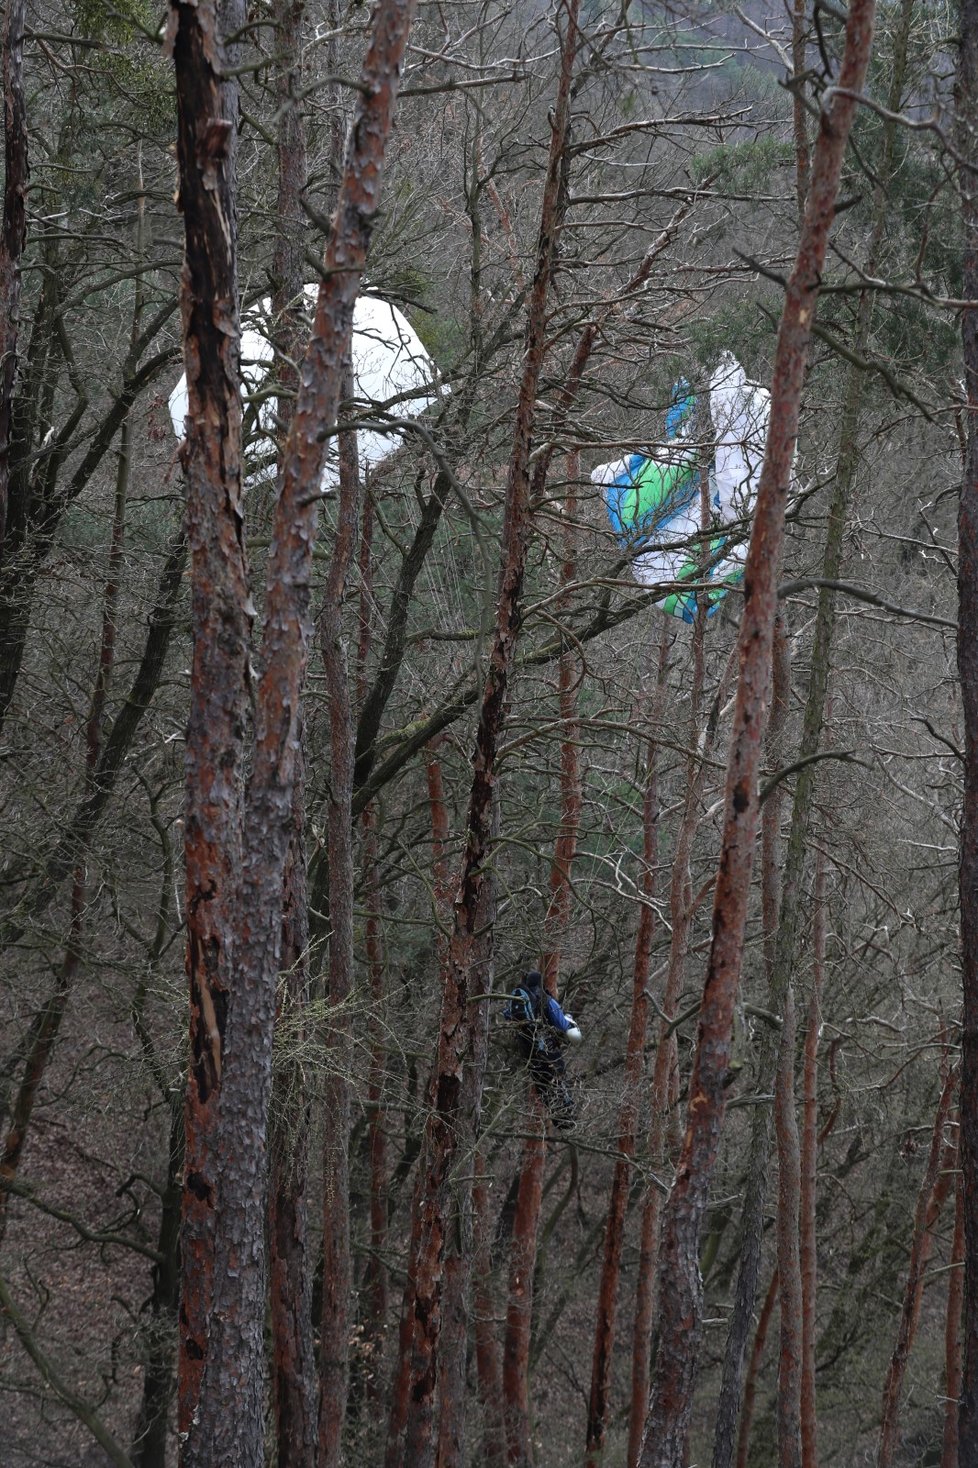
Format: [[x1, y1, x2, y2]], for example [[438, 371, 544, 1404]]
[[265, 0, 319, 1456], [172, 0, 418, 1456], [393, 5, 581, 1460], [639, 1, 876, 1458], [957, 0, 978, 1449]]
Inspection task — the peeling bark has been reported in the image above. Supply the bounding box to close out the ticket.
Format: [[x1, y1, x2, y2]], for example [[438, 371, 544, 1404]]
[[175, 0, 418, 1456], [171, 0, 251, 1430]]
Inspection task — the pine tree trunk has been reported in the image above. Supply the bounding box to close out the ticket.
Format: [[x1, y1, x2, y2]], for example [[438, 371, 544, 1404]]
[[178, 0, 417, 1456], [711, 619, 787, 1468], [392, 9, 579, 1460], [638, 5, 876, 1454], [172, 0, 250, 1429]]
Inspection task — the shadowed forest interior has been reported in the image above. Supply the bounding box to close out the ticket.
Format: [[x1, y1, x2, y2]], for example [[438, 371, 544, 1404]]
[[2, 0, 978, 1463]]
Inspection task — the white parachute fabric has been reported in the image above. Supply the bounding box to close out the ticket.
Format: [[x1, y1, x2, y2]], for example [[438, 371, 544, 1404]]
[[167, 290, 443, 491], [708, 352, 770, 530], [591, 352, 771, 622]]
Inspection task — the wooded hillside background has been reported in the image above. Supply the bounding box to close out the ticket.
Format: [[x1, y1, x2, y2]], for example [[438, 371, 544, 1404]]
[[0, 0, 973, 1463]]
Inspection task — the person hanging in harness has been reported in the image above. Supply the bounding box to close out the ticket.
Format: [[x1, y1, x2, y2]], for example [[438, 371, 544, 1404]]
[[503, 969, 583, 1130]]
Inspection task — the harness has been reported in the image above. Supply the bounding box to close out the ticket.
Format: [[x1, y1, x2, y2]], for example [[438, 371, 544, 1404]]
[[506, 986, 554, 1054], [503, 984, 576, 1131]]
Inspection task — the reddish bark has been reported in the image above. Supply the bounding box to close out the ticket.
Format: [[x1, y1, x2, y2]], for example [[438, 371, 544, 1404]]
[[712, 3, 910, 1416], [878, 1066, 958, 1468], [171, 0, 251, 1431], [437, 1245, 469, 1468], [176, 0, 417, 1458], [0, 0, 27, 555], [638, 5, 875, 1457], [392, 10, 580, 1464], [944, 1164, 965, 1468], [957, 0, 978, 1450]]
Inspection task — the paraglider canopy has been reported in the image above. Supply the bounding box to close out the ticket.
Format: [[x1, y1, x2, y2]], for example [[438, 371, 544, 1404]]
[[592, 353, 770, 622], [168, 289, 443, 491]]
